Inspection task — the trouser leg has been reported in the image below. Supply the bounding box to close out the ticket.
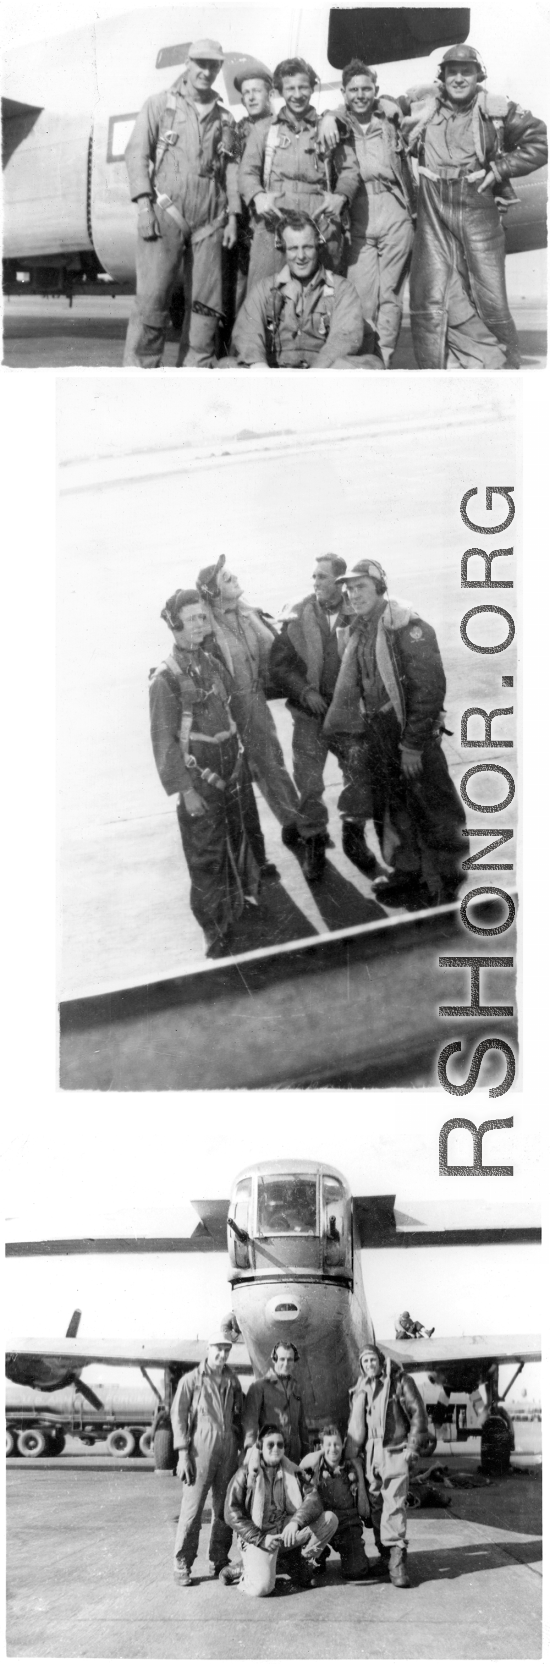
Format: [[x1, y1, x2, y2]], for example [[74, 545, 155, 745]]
[[374, 197, 414, 365], [231, 691, 301, 829], [297, 1510, 339, 1559], [334, 1523, 370, 1577], [176, 793, 236, 948], [409, 180, 457, 369], [403, 741, 467, 899], [365, 1441, 385, 1549], [240, 1541, 279, 1597], [247, 221, 281, 292], [179, 228, 224, 366], [237, 754, 268, 867], [460, 185, 521, 367], [378, 1448, 410, 1548], [291, 711, 330, 836], [123, 216, 184, 367], [446, 264, 507, 367], [174, 1452, 214, 1570], [209, 1448, 239, 1569]]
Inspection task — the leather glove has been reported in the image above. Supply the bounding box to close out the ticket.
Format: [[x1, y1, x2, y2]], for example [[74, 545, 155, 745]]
[[137, 199, 160, 240], [177, 1450, 196, 1484]]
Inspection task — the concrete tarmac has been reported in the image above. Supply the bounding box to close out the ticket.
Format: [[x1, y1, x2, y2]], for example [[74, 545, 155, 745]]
[[6, 1452, 541, 1658], [3, 292, 547, 369]]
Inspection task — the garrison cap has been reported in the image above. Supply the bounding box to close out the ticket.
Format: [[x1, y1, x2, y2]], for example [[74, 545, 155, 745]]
[[439, 43, 486, 80], [188, 38, 224, 62], [233, 58, 273, 93], [340, 559, 387, 585]]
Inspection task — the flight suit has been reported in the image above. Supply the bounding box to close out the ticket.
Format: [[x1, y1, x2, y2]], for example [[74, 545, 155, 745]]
[[300, 1451, 371, 1577], [231, 264, 373, 367], [324, 598, 467, 903], [172, 1362, 243, 1574], [207, 602, 303, 833], [346, 1363, 428, 1555], [239, 106, 361, 292], [269, 593, 358, 838], [333, 102, 415, 366], [149, 645, 259, 953], [124, 77, 240, 367], [243, 1370, 308, 1465], [407, 90, 547, 368]]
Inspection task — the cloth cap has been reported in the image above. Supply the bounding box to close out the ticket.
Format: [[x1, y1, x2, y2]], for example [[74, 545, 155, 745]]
[[188, 39, 224, 62], [207, 1331, 232, 1348], [233, 58, 273, 92], [439, 44, 486, 78], [343, 559, 387, 585]]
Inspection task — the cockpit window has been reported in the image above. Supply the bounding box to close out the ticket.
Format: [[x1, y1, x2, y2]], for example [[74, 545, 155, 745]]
[[257, 1176, 317, 1236], [322, 1175, 348, 1266]]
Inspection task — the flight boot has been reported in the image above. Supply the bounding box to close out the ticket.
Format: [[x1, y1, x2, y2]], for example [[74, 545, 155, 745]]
[[371, 1526, 390, 1575], [389, 1545, 411, 1588], [342, 819, 379, 877], [373, 873, 432, 911], [173, 1563, 192, 1586]]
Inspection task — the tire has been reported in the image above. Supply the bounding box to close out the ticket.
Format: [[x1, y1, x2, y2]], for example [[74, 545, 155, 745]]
[[6, 1428, 18, 1457], [139, 1430, 154, 1457], [153, 1426, 175, 1471], [17, 1428, 48, 1457], [480, 1411, 514, 1475], [106, 1427, 136, 1457]]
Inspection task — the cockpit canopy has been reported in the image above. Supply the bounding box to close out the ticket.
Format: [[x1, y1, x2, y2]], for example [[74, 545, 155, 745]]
[[228, 1163, 353, 1279]]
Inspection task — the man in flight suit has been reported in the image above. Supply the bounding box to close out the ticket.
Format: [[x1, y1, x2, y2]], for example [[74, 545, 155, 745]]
[[270, 554, 380, 883], [406, 44, 547, 368], [230, 212, 379, 368], [346, 1344, 428, 1587], [320, 61, 415, 366], [324, 559, 467, 910], [149, 588, 259, 957], [171, 1333, 243, 1585], [231, 61, 274, 318], [243, 1343, 309, 1465], [124, 39, 239, 367], [239, 57, 360, 293]]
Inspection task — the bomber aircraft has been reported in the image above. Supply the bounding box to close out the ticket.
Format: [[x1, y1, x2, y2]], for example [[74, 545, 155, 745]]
[[6, 1159, 540, 1470], [3, 5, 547, 301]]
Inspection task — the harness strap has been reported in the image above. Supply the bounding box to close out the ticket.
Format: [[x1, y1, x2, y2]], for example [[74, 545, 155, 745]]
[[154, 90, 178, 176], [155, 193, 226, 242], [263, 122, 281, 190]]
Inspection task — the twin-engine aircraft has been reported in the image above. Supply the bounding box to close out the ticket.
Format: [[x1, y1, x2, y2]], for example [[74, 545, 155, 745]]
[[6, 1159, 540, 1468], [3, 5, 547, 297]]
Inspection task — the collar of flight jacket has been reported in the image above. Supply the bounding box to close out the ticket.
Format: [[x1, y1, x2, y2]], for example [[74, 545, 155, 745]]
[[275, 262, 332, 297], [276, 102, 319, 131]]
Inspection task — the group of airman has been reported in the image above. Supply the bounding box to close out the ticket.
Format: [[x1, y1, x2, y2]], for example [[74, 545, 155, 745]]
[[170, 1332, 429, 1596], [149, 553, 467, 958], [125, 40, 546, 371]]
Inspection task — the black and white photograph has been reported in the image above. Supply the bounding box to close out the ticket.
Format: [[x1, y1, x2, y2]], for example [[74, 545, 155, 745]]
[[5, 1112, 542, 1656], [58, 374, 519, 1091], [2, 1, 548, 369]]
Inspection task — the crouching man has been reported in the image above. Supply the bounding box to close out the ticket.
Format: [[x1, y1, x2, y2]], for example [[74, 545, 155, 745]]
[[227, 211, 382, 367], [300, 1423, 371, 1579], [224, 1423, 338, 1596], [346, 1344, 428, 1587]]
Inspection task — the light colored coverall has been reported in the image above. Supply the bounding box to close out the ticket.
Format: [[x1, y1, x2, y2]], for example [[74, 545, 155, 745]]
[[208, 602, 302, 831], [231, 265, 376, 367], [346, 1362, 427, 1551], [333, 101, 414, 366], [124, 77, 240, 367], [171, 1360, 243, 1573], [239, 106, 360, 292]]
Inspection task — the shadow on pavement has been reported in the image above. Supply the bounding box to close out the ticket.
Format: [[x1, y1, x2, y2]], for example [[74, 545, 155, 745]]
[[407, 1536, 542, 1581], [299, 855, 387, 932]]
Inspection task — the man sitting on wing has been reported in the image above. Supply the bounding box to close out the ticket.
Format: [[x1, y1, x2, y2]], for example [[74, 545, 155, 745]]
[[228, 210, 382, 368]]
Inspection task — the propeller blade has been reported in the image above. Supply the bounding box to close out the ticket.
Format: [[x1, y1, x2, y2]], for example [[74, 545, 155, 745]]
[[74, 1376, 104, 1411], [65, 1309, 82, 1338]]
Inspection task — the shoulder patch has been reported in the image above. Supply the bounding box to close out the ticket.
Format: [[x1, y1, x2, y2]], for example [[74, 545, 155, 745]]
[[409, 625, 423, 641]]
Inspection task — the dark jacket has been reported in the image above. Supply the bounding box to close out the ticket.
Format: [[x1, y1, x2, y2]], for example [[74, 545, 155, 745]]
[[243, 1369, 308, 1463], [324, 601, 447, 752], [149, 646, 236, 800], [407, 91, 547, 186], [346, 1363, 428, 1457], [270, 594, 354, 709], [300, 1450, 369, 1529], [225, 1454, 322, 1547]]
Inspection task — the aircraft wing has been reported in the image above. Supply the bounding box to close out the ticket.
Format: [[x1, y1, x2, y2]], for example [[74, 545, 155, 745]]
[[6, 1337, 252, 1372], [378, 1334, 541, 1370]]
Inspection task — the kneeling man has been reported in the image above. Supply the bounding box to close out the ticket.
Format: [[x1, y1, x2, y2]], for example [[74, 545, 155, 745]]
[[300, 1423, 371, 1579], [228, 211, 382, 367], [224, 1423, 338, 1596]]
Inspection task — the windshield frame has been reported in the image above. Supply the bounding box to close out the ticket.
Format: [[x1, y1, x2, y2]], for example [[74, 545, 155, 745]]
[[255, 1171, 319, 1238]]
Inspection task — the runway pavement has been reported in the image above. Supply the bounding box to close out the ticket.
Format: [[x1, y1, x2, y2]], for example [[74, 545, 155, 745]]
[[3, 292, 547, 369], [6, 1452, 542, 1658]]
